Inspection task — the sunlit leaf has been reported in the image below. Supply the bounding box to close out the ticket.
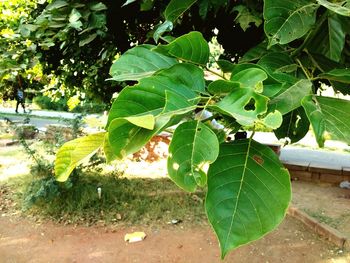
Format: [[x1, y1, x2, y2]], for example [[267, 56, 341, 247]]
[[317, 0, 350, 17], [302, 95, 350, 147], [260, 110, 283, 129], [55, 133, 105, 182]]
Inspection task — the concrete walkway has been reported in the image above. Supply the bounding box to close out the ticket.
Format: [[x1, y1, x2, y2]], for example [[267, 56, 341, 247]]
[[0, 106, 81, 119], [1, 106, 350, 171]]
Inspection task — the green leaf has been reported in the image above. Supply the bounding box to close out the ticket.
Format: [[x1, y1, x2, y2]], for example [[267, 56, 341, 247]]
[[55, 133, 105, 182], [233, 5, 262, 32], [260, 110, 283, 129], [153, 21, 173, 43], [109, 45, 177, 81], [269, 79, 312, 115], [308, 14, 346, 62], [264, 0, 319, 47], [122, 0, 138, 7], [141, 0, 155, 11], [207, 80, 240, 95], [164, 0, 198, 22], [262, 83, 286, 98], [231, 68, 268, 91], [79, 33, 97, 47], [107, 64, 203, 157], [103, 133, 118, 163], [108, 63, 203, 126], [108, 116, 169, 159], [168, 120, 219, 192], [211, 88, 269, 126], [319, 68, 350, 84], [258, 52, 298, 84], [302, 95, 350, 147], [69, 9, 82, 23], [90, 2, 108, 11], [124, 114, 155, 130], [154, 31, 209, 65], [274, 107, 310, 143], [217, 59, 235, 73], [317, 0, 350, 16], [46, 0, 68, 10], [206, 139, 291, 258]]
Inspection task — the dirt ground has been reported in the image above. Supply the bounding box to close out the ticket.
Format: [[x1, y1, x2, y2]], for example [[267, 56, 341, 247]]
[[292, 181, 350, 238], [1, 213, 349, 263], [1, 141, 350, 262]]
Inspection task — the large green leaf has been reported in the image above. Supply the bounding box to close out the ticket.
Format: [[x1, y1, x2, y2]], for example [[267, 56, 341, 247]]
[[274, 107, 310, 143], [257, 52, 298, 84], [308, 14, 346, 62], [317, 0, 350, 16], [154, 32, 209, 65], [302, 95, 350, 147], [269, 79, 312, 115], [168, 120, 219, 192], [211, 88, 269, 126], [107, 63, 204, 157], [164, 0, 197, 22], [206, 139, 291, 258], [107, 63, 203, 126], [319, 68, 350, 84], [109, 45, 177, 81], [264, 0, 319, 47], [55, 133, 105, 182]]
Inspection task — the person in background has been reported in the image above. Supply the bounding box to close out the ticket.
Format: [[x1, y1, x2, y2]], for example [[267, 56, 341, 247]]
[[15, 75, 26, 113]]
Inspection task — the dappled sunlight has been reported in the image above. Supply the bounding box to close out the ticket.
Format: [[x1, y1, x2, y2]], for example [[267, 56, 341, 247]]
[[0, 160, 30, 181], [322, 255, 350, 263]]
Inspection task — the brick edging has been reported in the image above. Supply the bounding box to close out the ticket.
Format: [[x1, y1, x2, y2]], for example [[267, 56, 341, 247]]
[[288, 206, 349, 250]]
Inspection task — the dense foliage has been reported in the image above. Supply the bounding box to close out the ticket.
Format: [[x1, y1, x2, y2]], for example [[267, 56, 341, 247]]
[[2, 0, 350, 259]]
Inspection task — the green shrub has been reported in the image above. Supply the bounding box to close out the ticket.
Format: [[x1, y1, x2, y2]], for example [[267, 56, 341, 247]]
[[33, 96, 68, 111]]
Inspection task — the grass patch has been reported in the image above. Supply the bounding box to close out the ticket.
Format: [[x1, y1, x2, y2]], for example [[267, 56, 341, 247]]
[[303, 209, 340, 229], [5, 172, 206, 227]]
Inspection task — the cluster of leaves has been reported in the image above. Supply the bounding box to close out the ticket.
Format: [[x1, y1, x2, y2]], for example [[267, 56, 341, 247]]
[[54, 0, 350, 259]]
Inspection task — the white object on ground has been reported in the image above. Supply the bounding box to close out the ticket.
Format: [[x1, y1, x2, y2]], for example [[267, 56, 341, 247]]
[[124, 232, 147, 243], [340, 181, 350, 189]]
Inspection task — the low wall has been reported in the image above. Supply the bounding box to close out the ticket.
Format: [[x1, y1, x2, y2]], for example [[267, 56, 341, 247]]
[[284, 162, 350, 185]]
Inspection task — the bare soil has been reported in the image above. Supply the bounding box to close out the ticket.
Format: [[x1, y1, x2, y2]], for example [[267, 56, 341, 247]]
[[0, 214, 348, 263], [292, 181, 350, 238]]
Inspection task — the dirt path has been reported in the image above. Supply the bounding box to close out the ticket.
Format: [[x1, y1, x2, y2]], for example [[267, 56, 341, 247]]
[[1, 214, 348, 263]]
